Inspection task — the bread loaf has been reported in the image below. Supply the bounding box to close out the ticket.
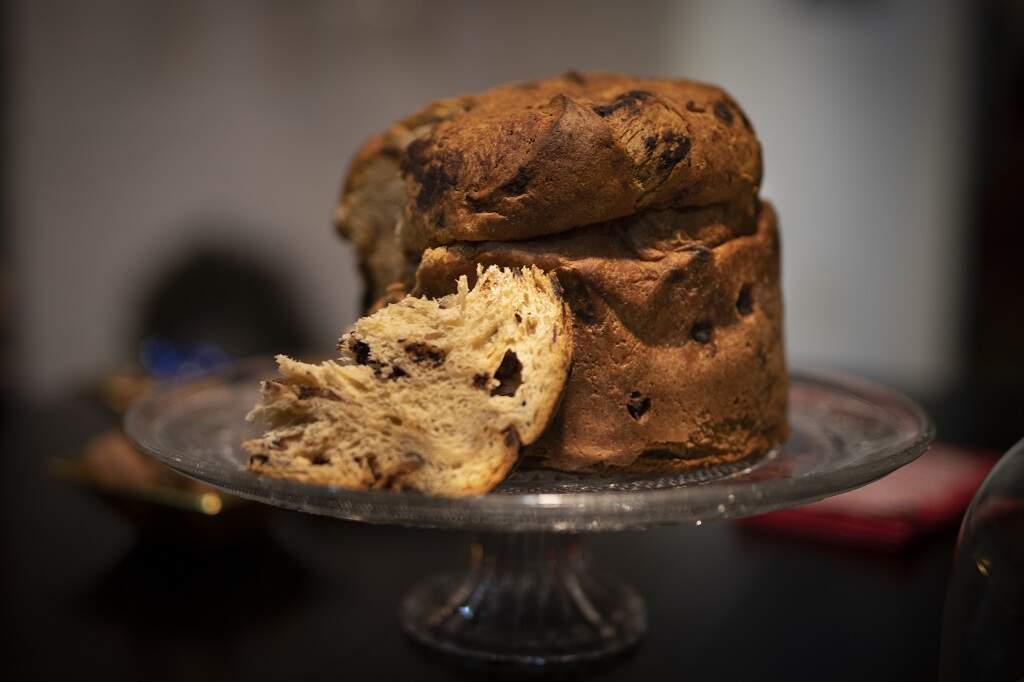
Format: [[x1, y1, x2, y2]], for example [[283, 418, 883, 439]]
[[244, 266, 572, 495]]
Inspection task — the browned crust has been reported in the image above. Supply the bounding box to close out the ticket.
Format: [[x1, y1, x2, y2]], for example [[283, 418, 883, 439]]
[[334, 98, 475, 306], [396, 71, 762, 245], [413, 201, 788, 470], [335, 72, 764, 308]]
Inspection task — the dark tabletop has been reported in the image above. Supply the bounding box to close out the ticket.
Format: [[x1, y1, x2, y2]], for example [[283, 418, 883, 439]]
[[0, 398, 953, 682]]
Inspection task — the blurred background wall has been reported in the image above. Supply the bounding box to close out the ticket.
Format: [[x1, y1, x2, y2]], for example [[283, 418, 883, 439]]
[[0, 0, 982, 400]]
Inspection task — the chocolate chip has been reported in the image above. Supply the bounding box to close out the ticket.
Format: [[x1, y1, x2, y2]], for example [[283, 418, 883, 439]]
[[350, 339, 372, 365], [736, 284, 754, 316], [502, 427, 520, 449], [686, 100, 706, 113], [402, 138, 462, 210], [560, 273, 598, 324], [644, 135, 658, 151], [404, 342, 447, 368], [297, 386, 341, 400], [592, 90, 653, 117], [658, 132, 691, 170], [514, 312, 522, 324], [401, 138, 430, 174], [626, 391, 651, 421], [490, 349, 523, 397], [414, 162, 459, 210], [473, 373, 490, 390], [691, 321, 713, 344], [713, 100, 734, 125], [389, 366, 408, 380]]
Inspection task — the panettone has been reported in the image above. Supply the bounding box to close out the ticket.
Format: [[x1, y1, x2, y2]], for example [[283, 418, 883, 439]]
[[335, 71, 787, 472]]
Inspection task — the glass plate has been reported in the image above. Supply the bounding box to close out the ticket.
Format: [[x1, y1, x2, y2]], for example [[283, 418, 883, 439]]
[[125, 359, 934, 533]]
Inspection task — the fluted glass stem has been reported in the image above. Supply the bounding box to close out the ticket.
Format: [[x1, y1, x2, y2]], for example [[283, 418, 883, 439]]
[[400, 532, 645, 665]]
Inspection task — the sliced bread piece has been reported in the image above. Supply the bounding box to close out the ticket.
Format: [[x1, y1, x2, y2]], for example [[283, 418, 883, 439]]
[[243, 265, 572, 496]]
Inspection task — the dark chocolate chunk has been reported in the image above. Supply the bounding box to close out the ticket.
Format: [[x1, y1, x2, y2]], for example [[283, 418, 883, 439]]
[[592, 90, 653, 117], [713, 100, 734, 125], [404, 342, 447, 368], [626, 391, 651, 421], [502, 427, 521, 449], [402, 138, 462, 210], [559, 274, 598, 324], [401, 138, 430, 174], [350, 339, 372, 365], [658, 131, 691, 170], [473, 373, 491, 390], [691, 321, 714, 344], [414, 162, 458, 210], [297, 386, 341, 401], [736, 284, 754, 316], [644, 135, 658, 152]]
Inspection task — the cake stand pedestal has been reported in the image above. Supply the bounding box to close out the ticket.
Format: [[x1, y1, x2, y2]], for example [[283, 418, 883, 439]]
[[126, 361, 933, 667], [400, 532, 645, 664]]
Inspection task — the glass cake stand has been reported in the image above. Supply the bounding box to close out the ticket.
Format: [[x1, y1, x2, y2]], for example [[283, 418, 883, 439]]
[[125, 359, 933, 666]]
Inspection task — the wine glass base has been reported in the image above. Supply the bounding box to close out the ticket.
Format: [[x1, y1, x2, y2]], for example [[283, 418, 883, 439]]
[[398, 533, 646, 666]]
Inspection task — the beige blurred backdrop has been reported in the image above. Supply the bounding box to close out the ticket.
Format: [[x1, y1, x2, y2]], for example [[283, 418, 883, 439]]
[[8, 0, 971, 396]]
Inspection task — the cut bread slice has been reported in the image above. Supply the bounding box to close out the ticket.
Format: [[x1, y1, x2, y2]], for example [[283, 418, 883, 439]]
[[243, 265, 572, 496]]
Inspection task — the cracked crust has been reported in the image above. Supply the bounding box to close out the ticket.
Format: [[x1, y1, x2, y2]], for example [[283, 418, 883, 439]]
[[397, 72, 762, 247], [336, 71, 762, 305], [413, 202, 787, 470]]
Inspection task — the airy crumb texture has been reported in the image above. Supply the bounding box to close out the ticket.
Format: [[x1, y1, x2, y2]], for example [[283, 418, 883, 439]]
[[243, 265, 572, 496]]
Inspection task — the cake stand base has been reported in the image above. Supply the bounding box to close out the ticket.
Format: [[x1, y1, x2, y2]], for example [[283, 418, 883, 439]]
[[399, 532, 646, 666]]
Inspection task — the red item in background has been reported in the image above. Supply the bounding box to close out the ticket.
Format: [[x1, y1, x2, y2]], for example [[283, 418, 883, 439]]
[[739, 443, 999, 551]]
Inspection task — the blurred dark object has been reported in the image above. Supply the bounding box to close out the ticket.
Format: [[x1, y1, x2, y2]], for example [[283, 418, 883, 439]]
[[956, 0, 1024, 450], [741, 443, 998, 551], [940, 437, 1024, 681], [49, 429, 258, 534], [131, 243, 314, 364], [51, 242, 317, 528]]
